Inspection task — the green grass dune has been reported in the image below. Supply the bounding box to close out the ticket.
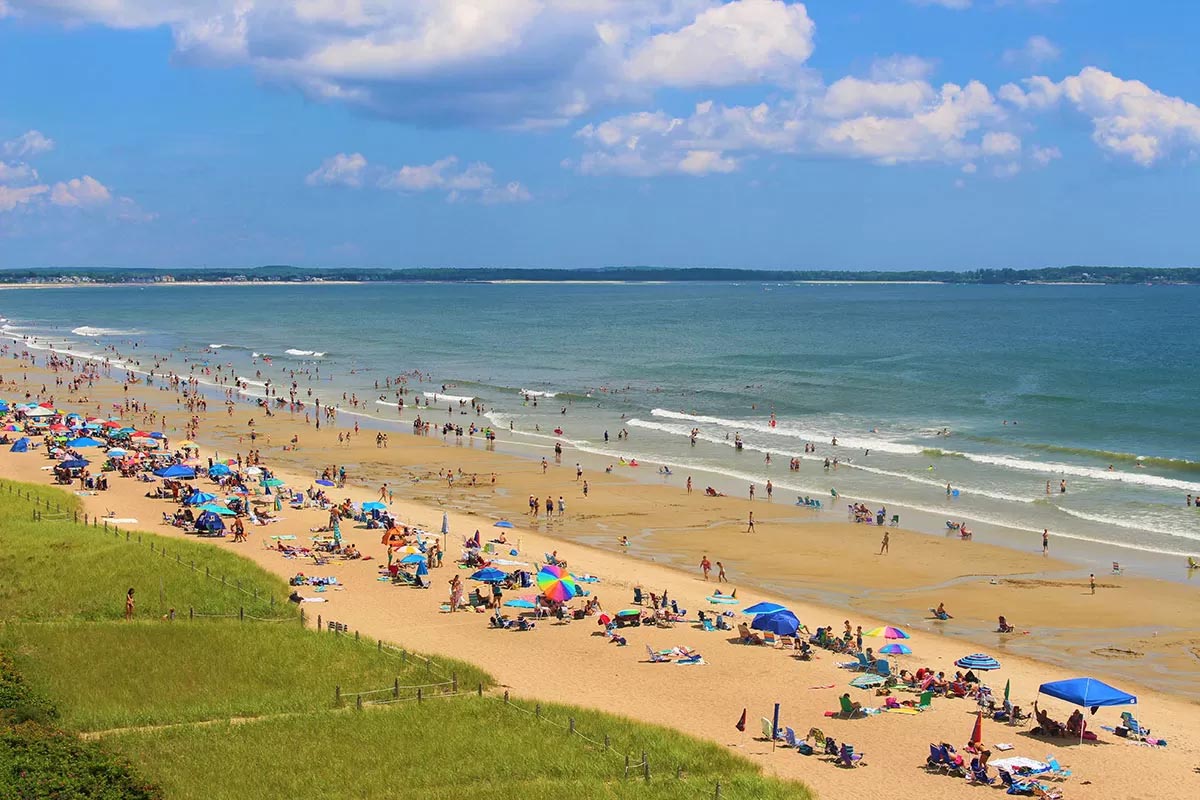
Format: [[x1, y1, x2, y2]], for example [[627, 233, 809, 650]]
[[0, 481, 810, 799]]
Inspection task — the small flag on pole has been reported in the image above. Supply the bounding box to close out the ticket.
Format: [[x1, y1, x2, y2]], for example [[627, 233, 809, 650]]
[[735, 708, 747, 732]]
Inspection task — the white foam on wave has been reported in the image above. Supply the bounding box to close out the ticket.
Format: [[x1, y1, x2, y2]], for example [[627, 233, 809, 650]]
[[650, 408, 925, 456], [521, 389, 558, 398], [285, 349, 315, 356], [423, 391, 475, 404], [1054, 505, 1200, 545], [946, 450, 1200, 492], [71, 326, 140, 337]]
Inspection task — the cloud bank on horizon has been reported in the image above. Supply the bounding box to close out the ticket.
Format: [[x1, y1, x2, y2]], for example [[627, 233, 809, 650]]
[[1, 0, 1197, 267]]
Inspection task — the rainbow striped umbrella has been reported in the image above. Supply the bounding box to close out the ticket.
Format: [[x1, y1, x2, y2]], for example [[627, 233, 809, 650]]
[[536, 564, 578, 602], [864, 626, 910, 640]]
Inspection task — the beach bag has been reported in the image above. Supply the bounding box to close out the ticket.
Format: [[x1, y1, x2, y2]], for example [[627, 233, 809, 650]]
[[797, 743, 814, 756]]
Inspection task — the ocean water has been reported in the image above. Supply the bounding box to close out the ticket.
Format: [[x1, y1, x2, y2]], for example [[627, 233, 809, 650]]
[[3, 282, 1199, 566]]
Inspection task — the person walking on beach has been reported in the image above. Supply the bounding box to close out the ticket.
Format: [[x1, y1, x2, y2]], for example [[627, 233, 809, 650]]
[[557, 496, 565, 516], [379, 483, 388, 503], [878, 530, 889, 555], [700, 555, 712, 581], [1042, 529, 1049, 555], [749, 484, 755, 501], [745, 512, 756, 533], [686, 476, 692, 494], [449, 575, 463, 612], [1046, 481, 1051, 495], [1089, 573, 1096, 595], [717, 561, 727, 582], [582, 480, 589, 497], [124, 587, 135, 621], [576, 463, 582, 481], [766, 480, 773, 501]]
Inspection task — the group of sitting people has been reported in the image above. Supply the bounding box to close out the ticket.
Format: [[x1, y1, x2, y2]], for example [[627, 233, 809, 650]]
[[1033, 700, 1092, 739]]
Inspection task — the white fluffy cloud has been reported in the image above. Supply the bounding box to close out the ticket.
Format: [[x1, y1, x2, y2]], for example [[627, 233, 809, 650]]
[[307, 152, 531, 203], [5, 1, 813, 127], [1001, 67, 1200, 165], [0, 128, 145, 219], [1002, 35, 1060, 67], [2, 129, 54, 157], [1031, 144, 1062, 165], [305, 152, 368, 187], [49, 175, 112, 207], [576, 74, 1022, 174], [625, 0, 814, 87]]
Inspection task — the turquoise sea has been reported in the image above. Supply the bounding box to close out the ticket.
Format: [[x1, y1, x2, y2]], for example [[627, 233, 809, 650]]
[[3, 282, 1198, 573]]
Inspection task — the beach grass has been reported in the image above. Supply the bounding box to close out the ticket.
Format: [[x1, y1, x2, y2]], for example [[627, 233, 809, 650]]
[[1, 621, 490, 732], [0, 482, 290, 621], [107, 701, 805, 800]]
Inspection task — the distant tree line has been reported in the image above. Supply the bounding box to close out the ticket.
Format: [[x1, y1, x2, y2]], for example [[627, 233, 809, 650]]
[[0, 265, 1196, 284]]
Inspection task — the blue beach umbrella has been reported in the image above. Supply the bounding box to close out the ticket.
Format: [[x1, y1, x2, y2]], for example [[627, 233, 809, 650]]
[[850, 673, 886, 689], [442, 512, 449, 535], [750, 609, 801, 636], [504, 598, 536, 609], [879, 643, 912, 655], [742, 601, 787, 615], [362, 501, 386, 511], [106, 448, 127, 457], [399, 553, 426, 565], [59, 458, 90, 469], [493, 520, 515, 528], [955, 653, 1001, 671], [470, 567, 507, 583], [208, 463, 232, 477], [67, 436, 104, 448], [197, 503, 236, 516], [185, 490, 217, 506]]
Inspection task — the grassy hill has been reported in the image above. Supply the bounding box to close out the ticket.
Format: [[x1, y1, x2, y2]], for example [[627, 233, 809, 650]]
[[0, 482, 809, 799]]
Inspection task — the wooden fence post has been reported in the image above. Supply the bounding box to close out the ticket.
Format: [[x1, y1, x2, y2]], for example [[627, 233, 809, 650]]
[[356, 695, 363, 711], [317, 614, 322, 631], [715, 781, 721, 799], [452, 673, 458, 693], [335, 685, 341, 706], [643, 752, 650, 783], [417, 688, 423, 703], [239, 606, 244, 622], [477, 683, 483, 697], [393, 678, 399, 699], [624, 755, 630, 780], [569, 717, 575, 735]]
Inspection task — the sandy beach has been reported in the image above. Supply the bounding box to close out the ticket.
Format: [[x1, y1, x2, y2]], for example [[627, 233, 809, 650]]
[[2, 349, 1197, 800]]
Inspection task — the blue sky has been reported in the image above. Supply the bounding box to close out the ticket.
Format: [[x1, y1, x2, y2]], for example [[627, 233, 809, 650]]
[[1, 0, 1197, 270]]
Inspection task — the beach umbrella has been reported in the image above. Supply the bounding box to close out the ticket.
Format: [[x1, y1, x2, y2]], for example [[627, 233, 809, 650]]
[[48, 424, 70, 433], [399, 553, 426, 565], [1004, 679, 1011, 704], [879, 643, 912, 655], [493, 520, 515, 528], [59, 458, 90, 469], [316, 479, 334, 486], [197, 503, 236, 516], [177, 440, 197, 449], [504, 598, 536, 609], [24, 407, 54, 417], [2, 423, 23, 431], [67, 436, 104, 448], [262, 478, 285, 487], [186, 490, 217, 505], [106, 448, 127, 457], [955, 653, 1001, 671], [969, 710, 984, 746], [416, 561, 428, 577], [470, 567, 507, 583], [742, 601, 787, 615], [750, 609, 801, 636], [442, 512, 449, 535], [537, 564, 578, 602], [208, 463, 232, 477], [149, 432, 165, 439], [850, 674, 886, 689], [616, 609, 640, 618], [362, 501, 387, 511], [864, 625, 910, 640], [245, 466, 263, 476]]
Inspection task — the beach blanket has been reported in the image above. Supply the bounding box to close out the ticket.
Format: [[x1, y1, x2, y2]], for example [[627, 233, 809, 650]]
[[990, 757, 1048, 773], [104, 518, 138, 524]]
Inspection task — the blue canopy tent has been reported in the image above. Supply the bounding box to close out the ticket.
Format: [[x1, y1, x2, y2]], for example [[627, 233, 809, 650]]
[[750, 609, 801, 636], [1039, 678, 1136, 709], [1039, 677, 1136, 741], [8, 437, 30, 453], [154, 464, 196, 479]]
